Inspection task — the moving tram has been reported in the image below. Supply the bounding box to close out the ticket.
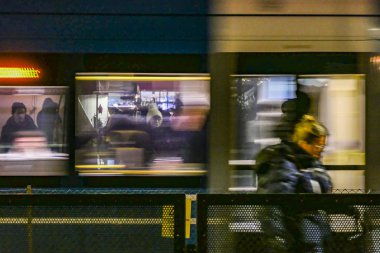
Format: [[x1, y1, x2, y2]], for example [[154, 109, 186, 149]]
[[0, 54, 210, 188], [0, 0, 379, 193]]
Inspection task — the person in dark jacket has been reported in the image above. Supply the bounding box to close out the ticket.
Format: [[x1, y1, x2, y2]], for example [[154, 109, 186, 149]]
[[0, 102, 37, 151], [254, 114, 332, 253], [273, 90, 311, 142], [37, 98, 62, 145]]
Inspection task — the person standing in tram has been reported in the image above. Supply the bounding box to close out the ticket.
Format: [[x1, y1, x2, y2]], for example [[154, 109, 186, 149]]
[[37, 98, 62, 146]]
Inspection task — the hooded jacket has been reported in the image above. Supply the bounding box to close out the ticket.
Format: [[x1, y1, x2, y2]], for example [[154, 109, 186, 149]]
[[146, 103, 163, 127], [254, 141, 333, 252], [0, 115, 37, 145], [254, 140, 332, 194]]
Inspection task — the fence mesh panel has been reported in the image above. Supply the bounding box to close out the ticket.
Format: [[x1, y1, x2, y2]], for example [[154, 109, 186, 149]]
[[0, 194, 185, 253], [198, 194, 380, 253]]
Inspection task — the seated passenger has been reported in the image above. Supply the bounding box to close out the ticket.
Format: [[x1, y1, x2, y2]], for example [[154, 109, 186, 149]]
[[145, 103, 169, 153], [0, 102, 37, 150], [146, 103, 163, 128]]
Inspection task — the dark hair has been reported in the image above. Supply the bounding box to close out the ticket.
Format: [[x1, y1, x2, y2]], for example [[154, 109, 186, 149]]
[[292, 115, 329, 144], [11, 102, 26, 114], [41, 98, 58, 113]]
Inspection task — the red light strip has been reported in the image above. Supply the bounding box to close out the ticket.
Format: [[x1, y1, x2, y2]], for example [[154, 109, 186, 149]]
[[0, 67, 40, 79]]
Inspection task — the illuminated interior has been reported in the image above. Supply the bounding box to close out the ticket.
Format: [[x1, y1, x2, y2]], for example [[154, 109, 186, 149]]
[[230, 74, 365, 166], [0, 86, 69, 175], [75, 73, 210, 176], [298, 74, 365, 165]]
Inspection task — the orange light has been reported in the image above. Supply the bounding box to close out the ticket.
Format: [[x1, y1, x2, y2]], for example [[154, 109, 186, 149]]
[[0, 67, 40, 79]]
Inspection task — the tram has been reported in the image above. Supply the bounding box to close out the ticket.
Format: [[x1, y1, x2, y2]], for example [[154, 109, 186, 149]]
[[207, 0, 379, 193], [0, 0, 379, 192]]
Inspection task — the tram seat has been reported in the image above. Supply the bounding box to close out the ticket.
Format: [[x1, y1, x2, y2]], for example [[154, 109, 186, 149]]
[[108, 130, 153, 167]]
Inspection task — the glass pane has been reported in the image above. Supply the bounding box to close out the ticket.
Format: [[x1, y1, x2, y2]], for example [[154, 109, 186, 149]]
[[0, 86, 69, 175], [298, 75, 365, 165], [75, 73, 210, 176], [230, 75, 296, 162]]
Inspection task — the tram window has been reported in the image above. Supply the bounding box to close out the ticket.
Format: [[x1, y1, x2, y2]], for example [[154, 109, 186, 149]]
[[75, 73, 210, 176], [230, 74, 365, 166], [230, 75, 296, 162], [298, 75, 365, 165], [0, 86, 69, 175]]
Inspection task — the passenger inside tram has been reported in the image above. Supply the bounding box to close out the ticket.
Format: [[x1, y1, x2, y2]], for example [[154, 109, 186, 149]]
[[0, 102, 37, 151], [75, 75, 210, 173], [37, 97, 62, 149], [0, 87, 69, 175]]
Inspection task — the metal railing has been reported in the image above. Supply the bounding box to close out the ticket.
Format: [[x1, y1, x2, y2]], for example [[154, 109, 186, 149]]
[[2, 189, 380, 253]]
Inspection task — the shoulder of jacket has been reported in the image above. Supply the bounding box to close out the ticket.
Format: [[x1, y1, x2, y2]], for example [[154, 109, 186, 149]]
[[260, 142, 293, 157], [255, 142, 294, 168]]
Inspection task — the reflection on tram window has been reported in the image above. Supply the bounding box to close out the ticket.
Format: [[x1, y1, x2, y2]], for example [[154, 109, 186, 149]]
[[230, 75, 296, 161], [75, 73, 210, 176], [0, 86, 69, 175], [298, 75, 365, 165], [231, 74, 365, 166]]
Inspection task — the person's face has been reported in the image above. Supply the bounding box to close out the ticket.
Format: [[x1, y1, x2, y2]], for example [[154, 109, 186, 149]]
[[13, 108, 26, 124], [149, 115, 162, 128], [299, 136, 327, 159]]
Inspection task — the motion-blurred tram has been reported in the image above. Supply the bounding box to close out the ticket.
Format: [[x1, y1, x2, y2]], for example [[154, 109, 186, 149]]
[[0, 0, 379, 192], [0, 54, 210, 188], [207, 0, 380, 193]]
